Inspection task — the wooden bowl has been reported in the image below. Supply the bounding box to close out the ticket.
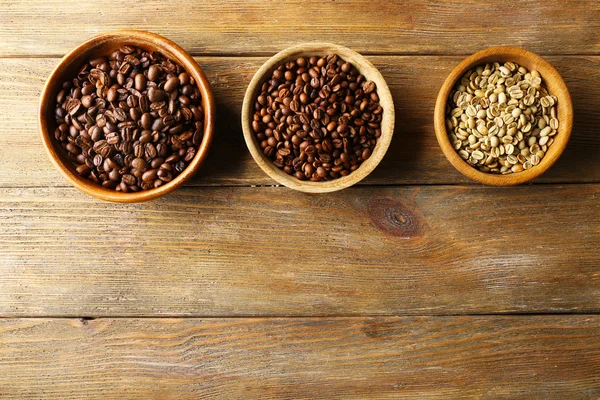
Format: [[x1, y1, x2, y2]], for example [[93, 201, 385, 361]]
[[241, 43, 395, 193], [434, 46, 573, 185], [39, 30, 215, 202]]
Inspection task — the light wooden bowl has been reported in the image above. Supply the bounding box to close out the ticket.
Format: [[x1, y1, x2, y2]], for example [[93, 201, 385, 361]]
[[434, 46, 573, 185], [39, 30, 215, 202], [241, 43, 395, 193]]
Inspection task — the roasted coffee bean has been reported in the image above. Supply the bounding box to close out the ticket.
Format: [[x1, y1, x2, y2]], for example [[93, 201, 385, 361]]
[[131, 157, 147, 171], [150, 157, 165, 170], [53, 45, 204, 191], [76, 164, 91, 176], [134, 73, 147, 91], [148, 65, 161, 81], [251, 54, 381, 181], [148, 87, 166, 102], [164, 77, 179, 92], [142, 169, 158, 182], [121, 174, 136, 186], [157, 168, 173, 182]]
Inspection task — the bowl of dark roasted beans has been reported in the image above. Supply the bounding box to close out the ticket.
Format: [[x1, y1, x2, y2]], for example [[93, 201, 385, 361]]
[[39, 30, 215, 202], [242, 43, 395, 193]]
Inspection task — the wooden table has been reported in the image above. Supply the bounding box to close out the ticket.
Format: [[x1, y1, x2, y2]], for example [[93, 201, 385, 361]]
[[1, 1, 599, 398]]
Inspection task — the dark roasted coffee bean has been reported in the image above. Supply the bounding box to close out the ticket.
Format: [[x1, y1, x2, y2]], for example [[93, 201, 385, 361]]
[[184, 147, 196, 162], [192, 130, 203, 146], [175, 161, 186, 173]]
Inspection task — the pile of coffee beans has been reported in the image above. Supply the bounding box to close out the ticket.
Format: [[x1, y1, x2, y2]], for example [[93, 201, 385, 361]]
[[54, 45, 204, 191], [251, 54, 382, 181]]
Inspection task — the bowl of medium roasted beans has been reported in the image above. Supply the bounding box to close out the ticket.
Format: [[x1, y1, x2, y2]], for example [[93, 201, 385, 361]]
[[39, 30, 215, 202], [241, 43, 395, 193], [434, 46, 573, 185]]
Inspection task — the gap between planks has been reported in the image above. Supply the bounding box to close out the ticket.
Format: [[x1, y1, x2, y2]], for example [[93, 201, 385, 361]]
[[3, 53, 600, 59], [3, 312, 600, 320], [0, 181, 598, 190]]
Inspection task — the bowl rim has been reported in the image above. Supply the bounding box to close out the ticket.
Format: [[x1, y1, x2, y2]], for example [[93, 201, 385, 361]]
[[241, 42, 395, 193], [433, 46, 573, 186], [38, 29, 216, 202]]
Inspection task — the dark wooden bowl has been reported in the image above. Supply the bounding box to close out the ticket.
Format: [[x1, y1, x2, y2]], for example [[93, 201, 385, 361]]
[[434, 46, 573, 185], [241, 43, 395, 193], [38, 30, 216, 202]]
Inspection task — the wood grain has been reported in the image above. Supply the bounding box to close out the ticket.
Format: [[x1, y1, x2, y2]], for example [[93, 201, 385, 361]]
[[1, 185, 598, 317], [0, 0, 599, 56], [1, 56, 599, 188], [1, 316, 599, 399]]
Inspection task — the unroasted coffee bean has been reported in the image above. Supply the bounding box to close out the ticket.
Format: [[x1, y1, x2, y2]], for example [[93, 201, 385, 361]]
[[251, 54, 381, 181], [53, 45, 205, 191]]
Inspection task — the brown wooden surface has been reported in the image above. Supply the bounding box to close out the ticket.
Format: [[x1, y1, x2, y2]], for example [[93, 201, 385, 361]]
[[1, 0, 600, 397], [1, 0, 599, 56], [2, 317, 600, 399], [1, 185, 598, 317], [0, 56, 598, 188]]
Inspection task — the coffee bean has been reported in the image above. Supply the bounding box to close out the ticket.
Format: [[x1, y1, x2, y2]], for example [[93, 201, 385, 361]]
[[178, 73, 190, 86], [121, 174, 136, 186], [192, 130, 203, 146], [76, 164, 91, 176], [102, 180, 118, 189], [107, 87, 118, 102], [164, 77, 179, 92], [151, 118, 164, 132], [134, 73, 147, 91], [131, 157, 147, 171], [157, 168, 173, 182], [140, 113, 152, 129], [181, 84, 194, 96], [148, 87, 166, 102], [150, 157, 165, 169], [184, 147, 196, 162], [148, 65, 161, 81], [145, 143, 157, 159], [81, 95, 94, 108], [142, 169, 158, 182], [54, 45, 204, 191], [108, 168, 120, 181]]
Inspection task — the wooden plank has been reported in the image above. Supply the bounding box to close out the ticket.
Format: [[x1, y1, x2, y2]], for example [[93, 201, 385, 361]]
[[0, 185, 598, 317], [1, 56, 599, 188], [0, 0, 599, 56], [1, 316, 599, 398]]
